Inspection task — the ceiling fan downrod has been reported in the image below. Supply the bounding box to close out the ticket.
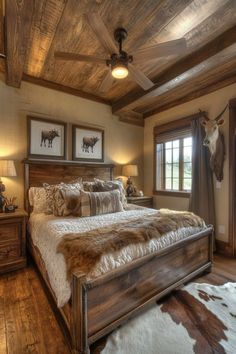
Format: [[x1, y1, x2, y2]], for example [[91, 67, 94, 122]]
[[114, 28, 128, 54]]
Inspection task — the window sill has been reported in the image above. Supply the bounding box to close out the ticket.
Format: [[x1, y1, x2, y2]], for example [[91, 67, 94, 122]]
[[154, 190, 190, 198]]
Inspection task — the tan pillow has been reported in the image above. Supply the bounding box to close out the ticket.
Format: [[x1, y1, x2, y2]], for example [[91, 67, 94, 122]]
[[82, 181, 96, 192], [93, 178, 127, 208], [81, 190, 124, 217], [52, 188, 82, 216], [28, 187, 47, 213], [43, 179, 82, 215]]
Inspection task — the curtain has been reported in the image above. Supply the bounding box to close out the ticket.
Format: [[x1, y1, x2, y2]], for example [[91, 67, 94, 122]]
[[189, 118, 216, 240]]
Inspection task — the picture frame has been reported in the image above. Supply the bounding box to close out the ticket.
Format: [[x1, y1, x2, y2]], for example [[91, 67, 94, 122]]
[[27, 116, 67, 160], [72, 124, 104, 162]]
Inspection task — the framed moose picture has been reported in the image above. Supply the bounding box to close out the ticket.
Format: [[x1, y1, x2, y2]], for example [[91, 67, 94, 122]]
[[27, 116, 67, 160], [72, 125, 104, 162]]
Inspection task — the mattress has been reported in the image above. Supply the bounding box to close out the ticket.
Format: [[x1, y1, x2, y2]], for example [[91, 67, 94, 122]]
[[29, 207, 206, 307]]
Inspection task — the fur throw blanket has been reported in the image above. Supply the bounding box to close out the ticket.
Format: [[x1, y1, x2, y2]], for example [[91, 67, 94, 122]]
[[57, 209, 206, 280]]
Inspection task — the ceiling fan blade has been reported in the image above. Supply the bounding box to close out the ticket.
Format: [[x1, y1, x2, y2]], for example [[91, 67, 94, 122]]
[[133, 38, 187, 63], [85, 12, 117, 54], [99, 70, 114, 93], [128, 64, 154, 91], [54, 52, 106, 65]]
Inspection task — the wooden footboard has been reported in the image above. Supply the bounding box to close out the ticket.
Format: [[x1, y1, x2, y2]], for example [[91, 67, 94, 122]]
[[71, 227, 213, 354]]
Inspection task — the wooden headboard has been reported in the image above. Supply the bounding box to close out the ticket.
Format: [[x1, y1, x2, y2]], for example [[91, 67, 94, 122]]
[[24, 159, 114, 213]]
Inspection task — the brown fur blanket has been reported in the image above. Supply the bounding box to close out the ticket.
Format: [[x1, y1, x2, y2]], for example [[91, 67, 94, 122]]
[[57, 209, 205, 279]]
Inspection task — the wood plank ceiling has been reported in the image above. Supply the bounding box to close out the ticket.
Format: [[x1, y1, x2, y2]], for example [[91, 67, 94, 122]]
[[1, 0, 236, 125]]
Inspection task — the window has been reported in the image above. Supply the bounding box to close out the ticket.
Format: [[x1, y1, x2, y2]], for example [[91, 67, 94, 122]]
[[156, 136, 192, 192], [154, 115, 193, 195]]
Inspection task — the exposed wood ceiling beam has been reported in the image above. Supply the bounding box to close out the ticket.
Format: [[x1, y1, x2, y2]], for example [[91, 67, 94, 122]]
[[143, 72, 236, 118], [0, 0, 4, 56], [139, 56, 236, 113], [25, 0, 67, 77], [112, 25, 236, 114], [22, 74, 111, 105], [131, 44, 236, 111], [117, 110, 144, 127], [5, 0, 34, 88]]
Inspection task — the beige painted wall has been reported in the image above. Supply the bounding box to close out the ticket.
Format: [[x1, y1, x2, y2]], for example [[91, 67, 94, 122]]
[[0, 74, 144, 208], [144, 83, 236, 242]]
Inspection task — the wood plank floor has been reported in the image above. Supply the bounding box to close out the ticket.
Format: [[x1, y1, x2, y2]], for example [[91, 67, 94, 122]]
[[0, 254, 235, 354]]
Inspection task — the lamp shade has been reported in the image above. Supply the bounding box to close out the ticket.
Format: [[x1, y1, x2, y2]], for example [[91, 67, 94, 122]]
[[0, 160, 17, 177], [122, 164, 138, 177]]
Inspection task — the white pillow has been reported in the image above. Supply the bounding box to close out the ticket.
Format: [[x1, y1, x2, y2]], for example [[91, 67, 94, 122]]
[[28, 187, 47, 214]]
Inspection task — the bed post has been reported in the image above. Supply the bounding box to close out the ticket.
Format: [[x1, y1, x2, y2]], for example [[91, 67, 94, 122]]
[[71, 272, 89, 354], [207, 227, 214, 273]]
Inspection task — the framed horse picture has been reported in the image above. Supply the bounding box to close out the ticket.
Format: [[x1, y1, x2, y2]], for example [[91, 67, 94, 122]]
[[27, 116, 67, 160], [72, 125, 104, 162]]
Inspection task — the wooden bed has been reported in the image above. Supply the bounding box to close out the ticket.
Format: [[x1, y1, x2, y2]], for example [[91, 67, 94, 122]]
[[24, 159, 213, 354]]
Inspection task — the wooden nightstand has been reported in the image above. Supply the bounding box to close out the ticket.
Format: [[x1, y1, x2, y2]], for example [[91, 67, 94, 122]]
[[0, 210, 27, 274], [127, 196, 153, 208]]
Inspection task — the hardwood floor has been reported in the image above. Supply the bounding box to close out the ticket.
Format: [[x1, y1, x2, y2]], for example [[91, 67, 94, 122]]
[[0, 254, 235, 354]]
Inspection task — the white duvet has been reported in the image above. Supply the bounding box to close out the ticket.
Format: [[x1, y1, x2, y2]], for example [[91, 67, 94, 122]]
[[29, 208, 205, 307]]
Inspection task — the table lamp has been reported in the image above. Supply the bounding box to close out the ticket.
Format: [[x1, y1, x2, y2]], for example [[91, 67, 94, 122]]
[[122, 164, 138, 197], [0, 160, 17, 212]]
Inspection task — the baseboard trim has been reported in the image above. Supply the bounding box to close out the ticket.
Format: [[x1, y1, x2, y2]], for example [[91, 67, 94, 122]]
[[215, 240, 234, 257]]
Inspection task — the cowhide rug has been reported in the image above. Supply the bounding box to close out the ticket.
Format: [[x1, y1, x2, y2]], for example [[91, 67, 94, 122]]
[[91, 282, 236, 354]]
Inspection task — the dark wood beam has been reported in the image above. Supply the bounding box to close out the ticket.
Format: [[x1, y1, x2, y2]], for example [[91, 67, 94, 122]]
[[134, 44, 236, 114], [5, 0, 34, 88], [117, 110, 144, 127], [0, 58, 5, 73], [143, 72, 236, 118], [0, 0, 4, 56], [22, 74, 111, 106], [138, 56, 236, 113], [112, 25, 236, 113], [25, 0, 67, 77]]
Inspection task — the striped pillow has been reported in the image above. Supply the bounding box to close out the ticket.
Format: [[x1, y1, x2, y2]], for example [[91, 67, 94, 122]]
[[81, 190, 124, 217], [93, 179, 127, 208]]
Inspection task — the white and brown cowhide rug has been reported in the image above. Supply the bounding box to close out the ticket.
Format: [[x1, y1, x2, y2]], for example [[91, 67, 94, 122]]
[[91, 282, 236, 354]]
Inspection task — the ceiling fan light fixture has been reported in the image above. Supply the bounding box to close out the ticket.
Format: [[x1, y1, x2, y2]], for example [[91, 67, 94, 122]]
[[111, 64, 128, 79]]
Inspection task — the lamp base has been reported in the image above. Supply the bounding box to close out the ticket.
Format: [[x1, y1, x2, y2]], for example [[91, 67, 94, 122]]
[[0, 194, 5, 213], [126, 177, 135, 197]]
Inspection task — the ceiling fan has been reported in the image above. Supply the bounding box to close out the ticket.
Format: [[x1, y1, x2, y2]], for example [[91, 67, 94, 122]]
[[54, 12, 187, 93]]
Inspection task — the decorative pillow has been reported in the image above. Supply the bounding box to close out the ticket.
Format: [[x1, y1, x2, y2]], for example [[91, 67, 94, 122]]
[[52, 187, 82, 217], [93, 178, 127, 208], [43, 179, 82, 215], [82, 181, 96, 192], [80, 190, 124, 217], [28, 187, 47, 214]]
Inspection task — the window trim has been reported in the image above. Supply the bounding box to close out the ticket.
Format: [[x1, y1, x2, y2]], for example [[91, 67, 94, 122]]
[[153, 113, 200, 197], [155, 136, 192, 194], [154, 190, 190, 198]]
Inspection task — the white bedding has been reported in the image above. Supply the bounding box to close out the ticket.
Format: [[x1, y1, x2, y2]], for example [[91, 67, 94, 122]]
[[29, 208, 206, 307]]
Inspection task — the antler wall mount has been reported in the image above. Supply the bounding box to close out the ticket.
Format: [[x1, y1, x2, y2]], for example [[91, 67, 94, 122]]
[[200, 104, 228, 182]]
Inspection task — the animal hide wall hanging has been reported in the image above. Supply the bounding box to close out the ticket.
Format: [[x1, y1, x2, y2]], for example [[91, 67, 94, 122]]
[[200, 105, 228, 182]]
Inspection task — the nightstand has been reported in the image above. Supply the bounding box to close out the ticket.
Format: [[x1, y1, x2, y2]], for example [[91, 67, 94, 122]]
[[0, 210, 27, 274], [127, 196, 153, 208]]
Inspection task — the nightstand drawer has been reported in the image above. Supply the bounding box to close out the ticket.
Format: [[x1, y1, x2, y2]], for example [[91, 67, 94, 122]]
[[0, 211, 27, 274], [0, 243, 21, 262], [127, 196, 153, 208], [0, 222, 20, 244], [136, 200, 153, 208]]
